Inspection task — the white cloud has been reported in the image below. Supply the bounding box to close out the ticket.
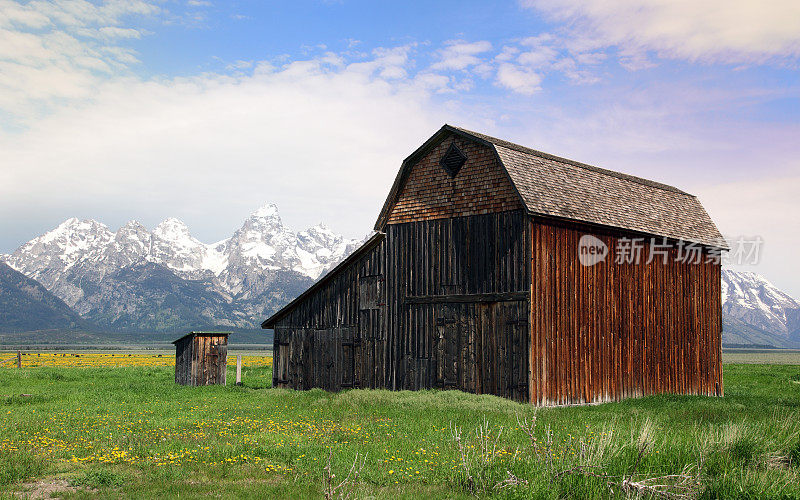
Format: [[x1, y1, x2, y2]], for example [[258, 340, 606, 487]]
[[347, 45, 415, 80], [495, 63, 542, 94], [0, 0, 160, 126], [0, 50, 464, 243], [523, 0, 800, 64], [430, 40, 492, 71], [493, 32, 605, 92], [97, 27, 143, 39]]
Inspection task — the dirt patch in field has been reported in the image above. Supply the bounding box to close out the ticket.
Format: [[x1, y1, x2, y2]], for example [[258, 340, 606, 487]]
[[13, 478, 86, 499]]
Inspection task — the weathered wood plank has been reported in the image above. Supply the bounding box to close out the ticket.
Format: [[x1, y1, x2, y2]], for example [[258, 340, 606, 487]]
[[404, 291, 529, 304]]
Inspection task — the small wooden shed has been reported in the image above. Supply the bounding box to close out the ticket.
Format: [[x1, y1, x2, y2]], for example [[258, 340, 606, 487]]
[[173, 331, 230, 386]]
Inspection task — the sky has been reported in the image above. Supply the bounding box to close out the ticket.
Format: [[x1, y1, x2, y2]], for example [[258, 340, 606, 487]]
[[0, 0, 799, 296]]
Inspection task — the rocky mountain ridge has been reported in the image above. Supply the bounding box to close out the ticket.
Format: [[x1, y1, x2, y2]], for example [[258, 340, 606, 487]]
[[0, 261, 87, 332], [1, 203, 362, 331], [721, 269, 800, 347]]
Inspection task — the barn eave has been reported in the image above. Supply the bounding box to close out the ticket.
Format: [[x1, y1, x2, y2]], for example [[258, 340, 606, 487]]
[[261, 232, 385, 329]]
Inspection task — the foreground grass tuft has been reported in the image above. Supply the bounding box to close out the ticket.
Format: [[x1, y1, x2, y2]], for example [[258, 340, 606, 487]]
[[0, 362, 799, 498], [70, 468, 128, 489]]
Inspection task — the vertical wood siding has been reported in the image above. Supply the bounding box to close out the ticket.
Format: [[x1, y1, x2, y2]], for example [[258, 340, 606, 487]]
[[529, 219, 723, 405], [271, 238, 386, 390], [385, 210, 530, 399], [271, 210, 532, 401]]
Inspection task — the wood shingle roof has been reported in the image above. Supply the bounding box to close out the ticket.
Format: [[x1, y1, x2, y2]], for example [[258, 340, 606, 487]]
[[376, 125, 727, 249]]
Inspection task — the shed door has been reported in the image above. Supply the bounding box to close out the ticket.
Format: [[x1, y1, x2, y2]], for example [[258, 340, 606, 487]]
[[211, 342, 227, 385], [200, 337, 226, 386]]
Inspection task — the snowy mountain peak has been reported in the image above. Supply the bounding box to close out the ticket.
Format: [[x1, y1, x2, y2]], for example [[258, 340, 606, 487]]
[[153, 218, 193, 242], [120, 220, 146, 231], [39, 218, 108, 243], [722, 268, 800, 340], [57, 217, 80, 229], [32, 218, 113, 256], [722, 269, 799, 310], [251, 203, 281, 220]]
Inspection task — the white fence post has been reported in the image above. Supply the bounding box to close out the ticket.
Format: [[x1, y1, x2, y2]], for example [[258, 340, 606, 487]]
[[236, 355, 242, 385]]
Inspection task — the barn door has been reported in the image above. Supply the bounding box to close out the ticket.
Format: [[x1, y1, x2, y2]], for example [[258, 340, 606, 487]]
[[470, 301, 529, 401], [358, 274, 384, 389], [436, 305, 459, 389], [340, 327, 358, 389], [310, 328, 362, 392], [495, 301, 529, 401], [274, 329, 291, 388], [311, 330, 336, 391]]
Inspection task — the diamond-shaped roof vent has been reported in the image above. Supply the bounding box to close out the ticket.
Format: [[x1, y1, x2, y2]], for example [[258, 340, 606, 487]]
[[440, 143, 467, 178]]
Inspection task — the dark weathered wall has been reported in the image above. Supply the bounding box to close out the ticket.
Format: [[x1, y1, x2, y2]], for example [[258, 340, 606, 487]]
[[529, 219, 723, 405], [271, 210, 532, 401], [387, 135, 522, 224], [272, 238, 386, 390], [385, 210, 531, 400]]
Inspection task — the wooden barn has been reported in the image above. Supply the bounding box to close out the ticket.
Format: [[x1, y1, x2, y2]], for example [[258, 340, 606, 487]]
[[262, 125, 727, 405], [173, 331, 230, 386]]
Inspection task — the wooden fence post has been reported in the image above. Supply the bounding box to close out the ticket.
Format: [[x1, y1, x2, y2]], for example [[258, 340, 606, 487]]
[[236, 355, 242, 385], [16, 350, 21, 368]]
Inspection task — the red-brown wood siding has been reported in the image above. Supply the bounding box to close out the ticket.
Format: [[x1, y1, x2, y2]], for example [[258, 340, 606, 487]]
[[387, 135, 522, 224], [529, 219, 723, 405]]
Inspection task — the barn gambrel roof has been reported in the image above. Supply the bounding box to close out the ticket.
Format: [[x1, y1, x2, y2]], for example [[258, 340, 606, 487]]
[[375, 125, 728, 249]]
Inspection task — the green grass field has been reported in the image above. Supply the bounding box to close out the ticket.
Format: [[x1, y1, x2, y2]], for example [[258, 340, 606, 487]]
[[2, 360, 800, 498]]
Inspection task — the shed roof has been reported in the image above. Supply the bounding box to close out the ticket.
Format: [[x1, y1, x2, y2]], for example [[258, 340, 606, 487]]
[[375, 125, 727, 249], [172, 331, 231, 345]]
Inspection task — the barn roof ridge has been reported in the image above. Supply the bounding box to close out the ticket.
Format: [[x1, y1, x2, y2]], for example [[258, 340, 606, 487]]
[[447, 125, 692, 196]]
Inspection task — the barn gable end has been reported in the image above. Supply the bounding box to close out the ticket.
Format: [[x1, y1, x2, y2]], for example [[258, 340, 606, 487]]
[[384, 133, 524, 225]]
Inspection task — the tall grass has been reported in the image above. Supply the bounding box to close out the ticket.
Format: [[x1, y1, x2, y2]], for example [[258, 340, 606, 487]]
[[0, 363, 798, 498]]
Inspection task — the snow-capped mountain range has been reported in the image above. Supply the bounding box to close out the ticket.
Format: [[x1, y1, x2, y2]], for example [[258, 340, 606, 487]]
[[1, 207, 799, 345], [721, 269, 800, 346], [0, 203, 364, 331]]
